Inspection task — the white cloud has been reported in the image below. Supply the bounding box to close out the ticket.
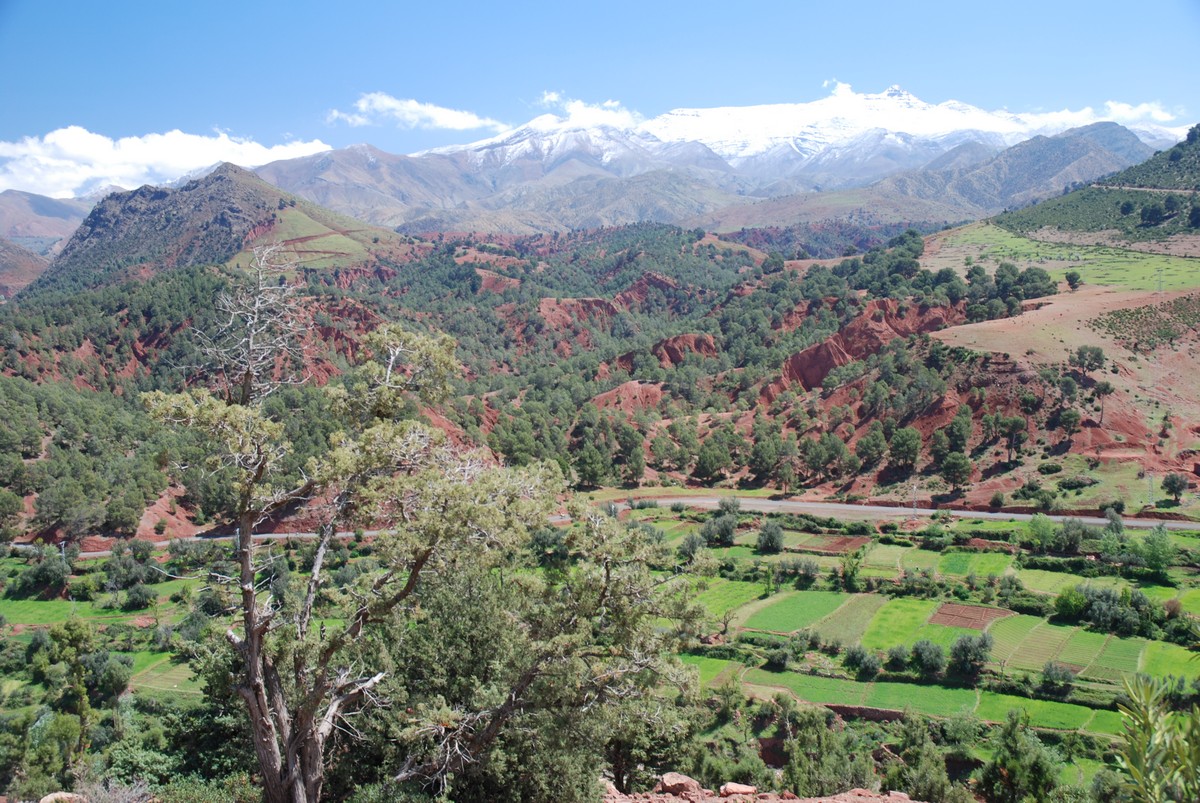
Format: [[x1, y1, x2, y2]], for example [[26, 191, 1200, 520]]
[[0, 127, 330, 198], [327, 92, 507, 133], [1103, 100, 1178, 124], [823, 79, 855, 98], [531, 92, 642, 131]]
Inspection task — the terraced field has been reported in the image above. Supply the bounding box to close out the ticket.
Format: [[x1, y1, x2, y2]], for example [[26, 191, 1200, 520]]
[[987, 615, 1044, 665], [937, 551, 1014, 577], [860, 598, 938, 650], [1056, 630, 1110, 671], [813, 594, 888, 644], [742, 591, 850, 633], [1083, 637, 1146, 684], [1005, 622, 1078, 674], [692, 578, 763, 619], [680, 655, 737, 687], [743, 667, 1118, 734]]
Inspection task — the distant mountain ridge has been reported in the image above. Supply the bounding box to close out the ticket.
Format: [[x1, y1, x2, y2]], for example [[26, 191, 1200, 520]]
[[994, 123, 1200, 252], [0, 236, 48, 298], [27, 163, 408, 297], [255, 87, 1180, 234], [690, 123, 1156, 233], [0, 190, 91, 256]]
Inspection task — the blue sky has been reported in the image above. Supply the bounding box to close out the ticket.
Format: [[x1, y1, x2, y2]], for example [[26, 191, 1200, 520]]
[[1, 0, 1196, 196]]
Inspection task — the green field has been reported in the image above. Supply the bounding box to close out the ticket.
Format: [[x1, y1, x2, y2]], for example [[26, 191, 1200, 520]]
[[742, 591, 850, 633], [977, 692, 1093, 731], [987, 615, 1045, 665], [1083, 637, 1146, 683], [1140, 641, 1199, 679], [680, 655, 736, 688], [692, 578, 763, 619], [938, 222, 1200, 291], [814, 594, 888, 644], [743, 668, 868, 706], [1006, 622, 1078, 673], [745, 670, 1113, 734], [861, 598, 938, 650], [0, 597, 134, 625], [865, 681, 976, 717], [937, 552, 1014, 577], [130, 657, 201, 696], [1056, 629, 1110, 670]]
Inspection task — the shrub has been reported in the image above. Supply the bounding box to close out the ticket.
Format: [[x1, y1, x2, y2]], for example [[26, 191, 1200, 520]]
[[756, 521, 784, 554], [844, 644, 869, 670], [701, 514, 738, 548], [948, 633, 993, 681], [1041, 661, 1076, 695], [122, 583, 156, 611], [765, 647, 791, 671], [910, 639, 946, 679], [989, 492, 1006, 508], [857, 653, 881, 679]]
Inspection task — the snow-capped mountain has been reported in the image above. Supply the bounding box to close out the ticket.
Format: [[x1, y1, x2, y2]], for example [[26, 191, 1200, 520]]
[[252, 86, 1185, 234], [412, 85, 1182, 191]]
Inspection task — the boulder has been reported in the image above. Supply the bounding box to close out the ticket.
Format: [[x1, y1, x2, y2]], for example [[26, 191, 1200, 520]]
[[655, 772, 703, 795], [721, 781, 758, 796]]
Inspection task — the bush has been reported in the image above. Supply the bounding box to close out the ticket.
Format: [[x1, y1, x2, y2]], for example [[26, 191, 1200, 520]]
[[857, 652, 881, 679], [765, 647, 791, 671], [701, 514, 738, 548], [910, 639, 946, 679], [756, 521, 784, 554], [886, 645, 910, 670], [844, 643, 869, 670], [1037, 462, 1063, 475], [122, 583, 156, 611], [1041, 661, 1076, 695], [948, 633, 993, 681], [670, 502, 687, 513], [989, 492, 1006, 508]]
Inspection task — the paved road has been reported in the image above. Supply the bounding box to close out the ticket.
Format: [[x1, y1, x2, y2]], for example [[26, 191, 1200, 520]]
[[636, 496, 1198, 532], [21, 495, 1196, 559]]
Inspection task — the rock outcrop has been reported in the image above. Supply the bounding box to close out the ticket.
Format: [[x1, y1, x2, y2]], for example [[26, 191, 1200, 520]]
[[602, 773, 923, 803], [763, 299, 964, 402]]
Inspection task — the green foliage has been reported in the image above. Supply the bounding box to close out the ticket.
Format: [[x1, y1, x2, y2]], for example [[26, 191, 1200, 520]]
[[756, 521, 784, 554], [889, 427, 922, 470], [940, 452, 972, 491], [1161, 472, 1189, 502], [1117, 675, 1200, 802], [781, 706, 876, 797], [947, 632, 993, 682], [910, 639, 946, 679], [978, 710, 1060, 803]]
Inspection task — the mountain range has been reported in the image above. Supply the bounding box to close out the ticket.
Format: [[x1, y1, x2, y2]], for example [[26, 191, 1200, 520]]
[[0, 88, 1185, 289], [254, 87, 1173, 234]]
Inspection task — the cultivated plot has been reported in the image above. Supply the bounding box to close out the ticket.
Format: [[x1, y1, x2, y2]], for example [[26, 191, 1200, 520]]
[[861, 598, 938, 650], [814, 594, 888, 645], [742, 591, 850, 633]]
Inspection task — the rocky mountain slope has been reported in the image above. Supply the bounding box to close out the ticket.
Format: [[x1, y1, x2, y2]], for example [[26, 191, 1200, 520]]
[[693, 123, 1154, 232], [0, 235, 48, 298], [27, 163, 410, 295], [254, 88, 1176, 235], [0, 189, 91, 256], [994, 123, 1200, 254]]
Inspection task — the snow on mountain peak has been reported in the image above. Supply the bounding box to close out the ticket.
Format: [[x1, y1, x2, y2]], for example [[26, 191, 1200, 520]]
[[410, 85, 1186, 181]]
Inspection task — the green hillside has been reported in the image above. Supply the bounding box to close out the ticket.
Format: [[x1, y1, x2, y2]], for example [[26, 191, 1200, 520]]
[[995, 124, 1200, 241]]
